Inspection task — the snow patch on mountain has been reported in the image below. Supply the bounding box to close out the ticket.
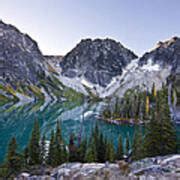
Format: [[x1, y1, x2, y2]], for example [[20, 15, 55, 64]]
[[57, 75, 89, 95], [141, 58, 160, 71], [53, 57, 171, 98]]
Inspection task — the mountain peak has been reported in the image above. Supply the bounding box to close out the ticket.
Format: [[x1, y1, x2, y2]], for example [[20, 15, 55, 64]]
[[0, 20, 45, 86], [76, 38, 135, 53], [156, 36, 180, 49], [60, 38, 137, 87]]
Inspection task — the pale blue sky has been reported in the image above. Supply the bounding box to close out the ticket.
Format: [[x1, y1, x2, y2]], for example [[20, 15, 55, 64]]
[[0, 0, 180, 56]]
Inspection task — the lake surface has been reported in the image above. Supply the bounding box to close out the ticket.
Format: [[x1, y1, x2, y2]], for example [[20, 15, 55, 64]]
[[0, 101, 179, 163]]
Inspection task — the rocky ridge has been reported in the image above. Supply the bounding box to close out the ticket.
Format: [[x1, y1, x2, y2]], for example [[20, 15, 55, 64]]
[[0, 20, 179, 112], [0, 20, 46, 86], [0, 21, 83, 107], [54, 37, 179, 101]]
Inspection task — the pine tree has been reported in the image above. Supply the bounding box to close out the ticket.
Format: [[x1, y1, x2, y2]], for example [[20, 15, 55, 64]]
[[68, 133, 78, 162], [144, 88, 177, 157], [77, 138, 87, 162], [152, 83, 157, 98], [158, 88, 177, 155], [47, 131, 56, 166], [6, 137, 21, 175], [105, 141, 115, 162], [131, 129, 145, 161], [125, 136, 130, 155], [144, 108, 161, 157], [23, 147, 29, 166], [55, 121, 62, 144], [40, 134, 46, 164], [54, 121, 64, 165], [85, 140, 97, 162], [61, 145, 68, 163], [97, 133, 106, 162], [28, 120, 41, 165], [116, 135, 123, 160], [93, 123, 99, 149], [114, 97, 120, 118]]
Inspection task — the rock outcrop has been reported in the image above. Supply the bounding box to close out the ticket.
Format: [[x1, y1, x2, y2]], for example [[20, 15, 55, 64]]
[[16, 155, 180, 180], [0, 20, 46, 86], [0, 21, 82, 105]]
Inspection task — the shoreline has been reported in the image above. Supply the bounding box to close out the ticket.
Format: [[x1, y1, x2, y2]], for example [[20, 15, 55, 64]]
[[98, 116, 145, 125]]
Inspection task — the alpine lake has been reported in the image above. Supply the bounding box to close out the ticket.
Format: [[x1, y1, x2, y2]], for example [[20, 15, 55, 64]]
[[0, 99, 179, 163]]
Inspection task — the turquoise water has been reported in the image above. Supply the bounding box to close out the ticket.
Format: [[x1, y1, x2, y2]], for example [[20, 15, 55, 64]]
[[0, 101, 179, 163]]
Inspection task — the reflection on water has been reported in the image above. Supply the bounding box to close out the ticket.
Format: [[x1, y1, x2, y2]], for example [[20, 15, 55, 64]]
[[0, 101, 179, 163]]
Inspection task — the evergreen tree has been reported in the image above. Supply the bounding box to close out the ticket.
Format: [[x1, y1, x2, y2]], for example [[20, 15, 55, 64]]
[[144, 88, 177, 157], [97, 133, 106, 162], [105, 141, 115, 162], [23, 147, 29, 166], [68, 133, 78, 162], [114, 97, 120, 118], [152, 83, 157, 97], [61, 145, 68, 163], [28, 120, 41, 165], [125, 136, 130, 155], [93, 123, 99, 149], [158, 88, 177, 155], [85, 140, 97, 162], [116, 135, 124, 160], [131, 129, 145, 161], [54, 121, 64, 165], [55, 121, 62, 143], [77, 138, 87, 162], [40, 134, 46, 164], [47, 131, 56, 166], [6, 137, 21, 175]]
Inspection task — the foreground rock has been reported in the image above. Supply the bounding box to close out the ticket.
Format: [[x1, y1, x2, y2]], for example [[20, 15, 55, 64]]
[[16, 154, 180, 180]]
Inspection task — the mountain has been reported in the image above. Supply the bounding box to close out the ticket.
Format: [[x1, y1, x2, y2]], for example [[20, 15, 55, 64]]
[[0, 20, 179, 114], [0, 20, 46, 85], [56, 36, 180, 121], [0, 21, 83, 106], [138, 37, 180, 122], [112, 37, 180, 96], [55, 39, 138, 97], [60, 39, 137, 87], [56, 37, 179, 99]]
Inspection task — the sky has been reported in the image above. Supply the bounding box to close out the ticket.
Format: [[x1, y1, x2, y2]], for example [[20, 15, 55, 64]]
[[0, 0, 180, 56]]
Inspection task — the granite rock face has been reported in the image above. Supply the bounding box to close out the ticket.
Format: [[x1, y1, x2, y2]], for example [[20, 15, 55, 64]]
[[60, 38, 137, 87], [0, 20, 46, 87], [139, 37, 180, 70]]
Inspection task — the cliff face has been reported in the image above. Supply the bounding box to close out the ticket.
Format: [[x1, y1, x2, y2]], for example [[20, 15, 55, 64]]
[[0, 21, 82, 105], [0, 20, 46, 87]]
